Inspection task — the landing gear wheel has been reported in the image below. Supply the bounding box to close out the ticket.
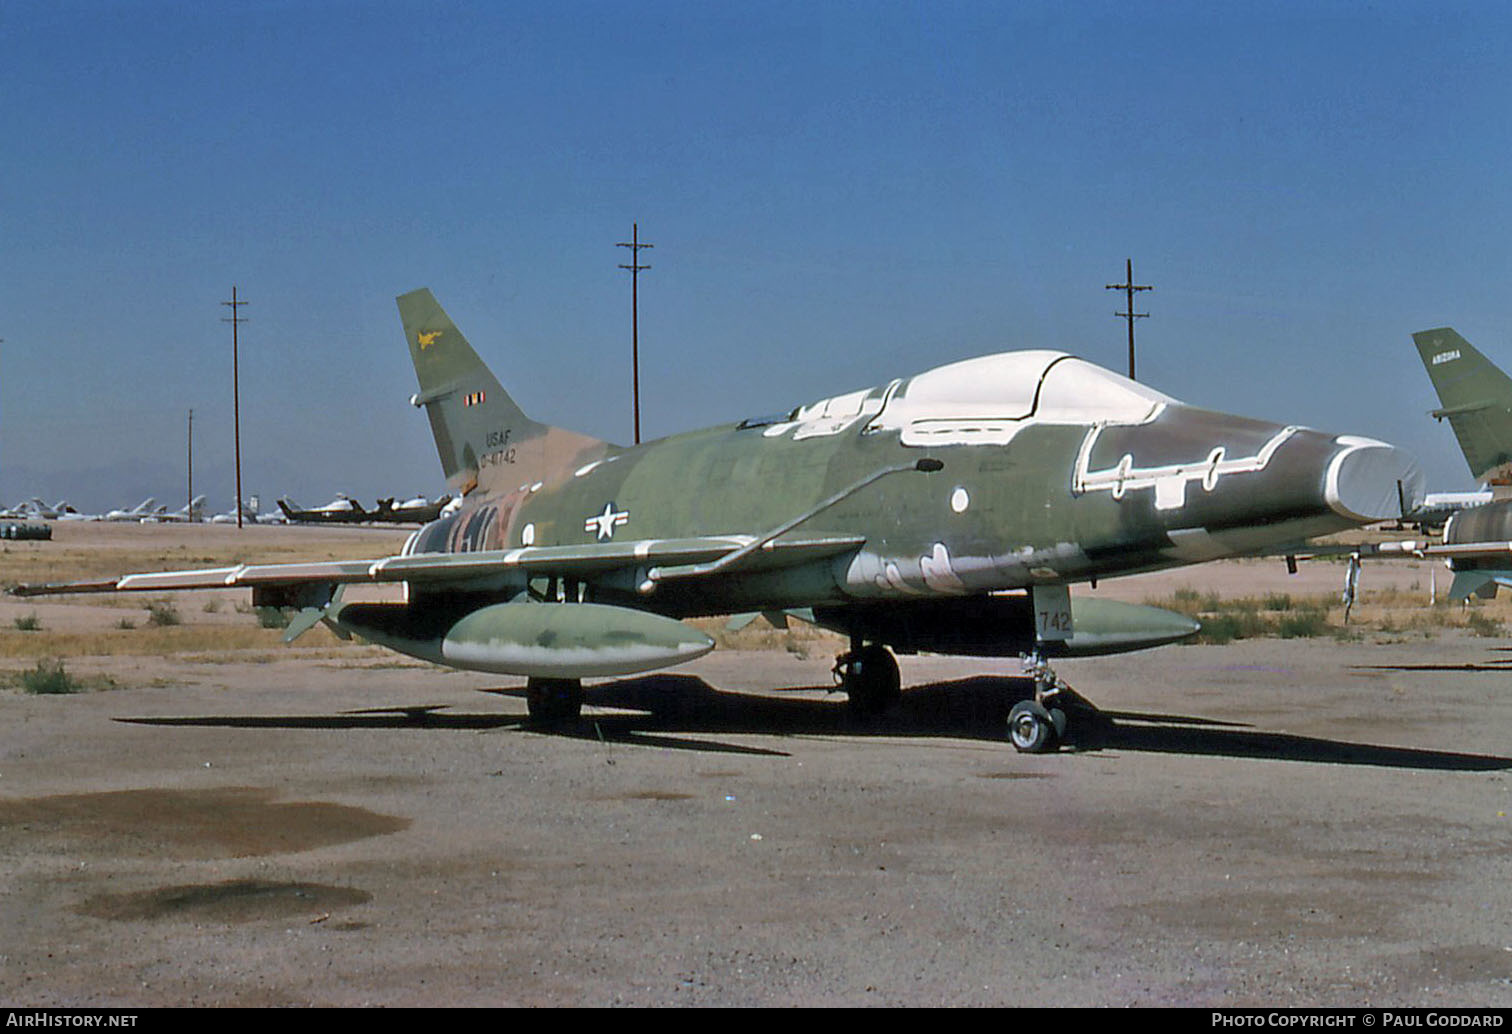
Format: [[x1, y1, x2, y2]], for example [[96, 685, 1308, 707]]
[[839, 644, 901, 716], [525, 677, 584, 722], [1008, 700, 1061, 753]]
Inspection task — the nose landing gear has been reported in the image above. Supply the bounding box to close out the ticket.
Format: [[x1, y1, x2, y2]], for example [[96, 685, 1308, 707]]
[[830, 632, 1098, 752], [1007, 651, 1070, 753]]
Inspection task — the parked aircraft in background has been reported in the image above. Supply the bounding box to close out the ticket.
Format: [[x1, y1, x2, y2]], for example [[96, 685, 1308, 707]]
[[276, 495, 369, 524], [2, 499, 82, 520], [209, 496, 285, 525], [1378, 329, 1512, 600], [144, 496, 208, 523], [1398, 489, 1493, 531], [372, 494, 454, 524], [4, 496, 206, 523], [14, 289, 1424, 752], [276, 493, 453, 525], [104, 498, 163, 522]]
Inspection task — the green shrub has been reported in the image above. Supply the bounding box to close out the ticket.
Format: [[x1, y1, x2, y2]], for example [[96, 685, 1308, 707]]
[[1196, 613, 1241, 645], [1467, 611, 1503, 638], [256, 607, 291, 629], [1278, 607, 1330, 638], [21, 658, 77, 695], [146, 600, 181, 627]]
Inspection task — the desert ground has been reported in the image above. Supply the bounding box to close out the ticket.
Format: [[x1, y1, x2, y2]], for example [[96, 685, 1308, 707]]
[[2, 522, 1512, 1007]]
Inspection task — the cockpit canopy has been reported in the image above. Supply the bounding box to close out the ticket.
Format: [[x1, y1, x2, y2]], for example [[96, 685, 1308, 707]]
[[760, 351, 1179, 445], [888, 351, 1174, 422]]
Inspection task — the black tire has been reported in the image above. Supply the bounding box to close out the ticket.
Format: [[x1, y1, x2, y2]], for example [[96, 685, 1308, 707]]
[[846, 644, 901, 716], [1008, 700, 1059, 753], [525, 677, 584, 722]]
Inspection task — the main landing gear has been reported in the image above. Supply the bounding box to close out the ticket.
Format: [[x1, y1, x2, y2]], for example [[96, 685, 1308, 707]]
[[833, 640, 901, 717], [525, 677, 584, 723]]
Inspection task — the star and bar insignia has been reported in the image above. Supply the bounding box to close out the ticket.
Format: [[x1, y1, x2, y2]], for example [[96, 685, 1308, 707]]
[[584, 502, 629, 540]]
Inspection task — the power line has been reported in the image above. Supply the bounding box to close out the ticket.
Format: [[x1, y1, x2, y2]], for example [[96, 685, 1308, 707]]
[[1105, 258, 1152, 381], [617, 224, 653, 444]]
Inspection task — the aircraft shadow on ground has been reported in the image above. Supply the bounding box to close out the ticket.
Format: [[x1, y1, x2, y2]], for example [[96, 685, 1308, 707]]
[[1352, 661, 1512, 673], [117, 705, 784, 758], [1360, 646, 1512, 674], [122, 673, 1512, 771]]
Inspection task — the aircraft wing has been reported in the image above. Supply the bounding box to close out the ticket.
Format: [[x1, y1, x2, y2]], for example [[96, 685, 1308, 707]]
[[1347, 537, 1512, 602], [1358, 538, 1512, 561], [1267, 536, 1512, 610], [1264, 538, 1512, 563], [10, 533, 868, 597]]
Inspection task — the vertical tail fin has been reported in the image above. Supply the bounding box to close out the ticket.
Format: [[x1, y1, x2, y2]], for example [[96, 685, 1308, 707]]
[[398, 289, 613, 496], [1413, 328, 1512, 486]]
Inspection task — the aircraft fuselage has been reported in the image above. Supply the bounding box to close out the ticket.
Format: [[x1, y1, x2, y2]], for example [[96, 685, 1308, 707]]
[[409, 352, 1420, 621]]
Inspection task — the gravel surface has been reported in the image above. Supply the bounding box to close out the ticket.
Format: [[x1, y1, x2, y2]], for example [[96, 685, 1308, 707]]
[[3, 632, 1512, 1007]]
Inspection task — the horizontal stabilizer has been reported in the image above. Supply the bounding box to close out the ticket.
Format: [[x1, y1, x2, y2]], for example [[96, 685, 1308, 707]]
[[1448, 571, 1499, 601]]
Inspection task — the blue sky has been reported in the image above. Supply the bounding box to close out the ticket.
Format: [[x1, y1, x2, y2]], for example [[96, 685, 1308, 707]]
[[2, 0, 1509, 511]]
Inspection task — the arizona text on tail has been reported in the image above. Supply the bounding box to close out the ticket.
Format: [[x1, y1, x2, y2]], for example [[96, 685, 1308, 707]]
[[1413, 328, 1512, 490], [1399, 327, 1512, 600]]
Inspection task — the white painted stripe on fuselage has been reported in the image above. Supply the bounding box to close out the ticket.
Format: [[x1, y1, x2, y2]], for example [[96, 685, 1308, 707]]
[[1074, 425, 1299, 508]]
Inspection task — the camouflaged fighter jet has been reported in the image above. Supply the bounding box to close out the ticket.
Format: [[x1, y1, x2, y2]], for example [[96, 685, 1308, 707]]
[[13, 289, 1426, 752], [1357, 330, 1512, 602]]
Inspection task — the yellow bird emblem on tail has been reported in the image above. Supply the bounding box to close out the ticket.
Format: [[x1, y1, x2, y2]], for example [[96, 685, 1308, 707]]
[[417, 330, 442, 349]]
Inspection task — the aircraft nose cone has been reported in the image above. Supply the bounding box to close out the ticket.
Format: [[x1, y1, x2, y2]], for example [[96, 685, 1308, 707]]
[[1325, 436, 1425, 523]]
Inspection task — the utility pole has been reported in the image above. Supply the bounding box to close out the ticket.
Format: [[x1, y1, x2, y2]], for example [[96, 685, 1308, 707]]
[[187, 409, 194, 518], [1105, 258, 1152, 381], [221, 287, 248, 528], [617, 224, 653, 444]]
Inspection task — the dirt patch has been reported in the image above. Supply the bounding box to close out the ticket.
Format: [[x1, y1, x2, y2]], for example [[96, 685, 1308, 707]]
[[77, 880, 371, 923], [0, 786, 409, 859]]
